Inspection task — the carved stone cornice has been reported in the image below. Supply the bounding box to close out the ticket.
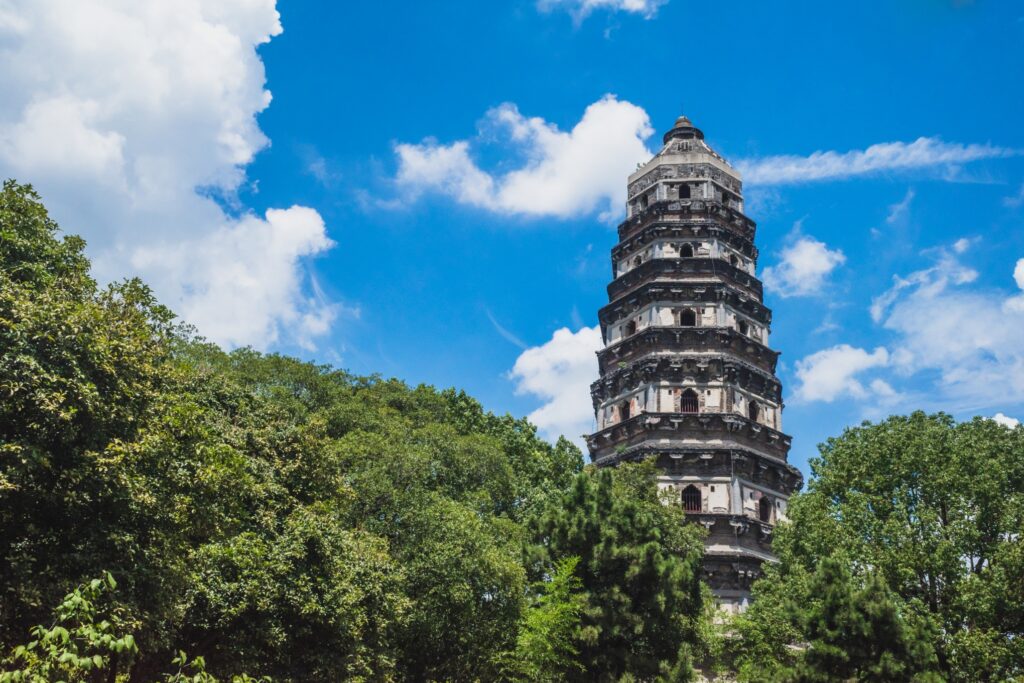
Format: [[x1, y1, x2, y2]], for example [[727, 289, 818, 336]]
[[590, 355, 783, 404], [627, 162, 742, 197], [649, 447, 801, 492], [598, 282, 772, 326], [597, 327, 779, 374], [607, 256, 763, 301], [702, 555, 768, 592], [617, 199, 756, 242], [587, 412, 792, 462], [611, 221, 758, 263]]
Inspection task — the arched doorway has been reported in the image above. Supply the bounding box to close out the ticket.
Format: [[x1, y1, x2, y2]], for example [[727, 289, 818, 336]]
[[678, 308, 697, 327], [748, 401, 760, 423], [758, 496, 772, 523], [679, 243, 694, 258], [679, 388, 699, 414], [682, 484, 701, 512]]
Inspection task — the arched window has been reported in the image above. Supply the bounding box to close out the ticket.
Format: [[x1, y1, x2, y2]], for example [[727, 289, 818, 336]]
[[678, 308, 697, 327], [758, 496, 772, 523], [679, 243, 695, 258], [730, 254, 739, 267], [738, 320, 749, 336], [623, 320, 637, 337], [679, 389, 699, 414], [748, 401, 760, 423], [678, 184, 690, 200], [620, 399, 631, 421], [682, 485, 701, 512]]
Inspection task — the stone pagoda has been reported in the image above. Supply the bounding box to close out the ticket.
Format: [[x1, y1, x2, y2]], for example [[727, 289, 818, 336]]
[[586, 115, 802, 611]]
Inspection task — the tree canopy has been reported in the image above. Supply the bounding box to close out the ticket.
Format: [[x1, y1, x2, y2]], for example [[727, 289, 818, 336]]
[[727, 412, 1024, 682], [7, 178, 1021, 681], [0, 179, 708, 681]]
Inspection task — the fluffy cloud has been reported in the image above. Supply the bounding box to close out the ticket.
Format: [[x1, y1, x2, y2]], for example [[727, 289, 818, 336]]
[[130, 206, 338, 350], [793, 344, 891, 403], [992, 413, 1020, 428], [762, 230, 846, 297], [870, 249, 1024, 408], [509, 326, 602, 447], [1008, 258, 1024, 312], [0, 0, 335, 349], [737, 137, 1015, 185], [537, 0, 668, 19], [393, 96, 653, 221]]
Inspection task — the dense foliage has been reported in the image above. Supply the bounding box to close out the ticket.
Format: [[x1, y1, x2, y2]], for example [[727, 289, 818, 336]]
[[9, 179, 1022, 681], [727, 412, 1024, 682], [0, 180, 708, 681], [535, 464, 705, 681]]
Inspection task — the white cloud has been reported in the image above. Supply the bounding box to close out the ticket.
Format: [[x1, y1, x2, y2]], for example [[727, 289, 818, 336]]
[[393, 96, 653, 221], [0, 0, 336, 350], [992, 412, 1020, 428], [793, 344, 891, 403], [1003, 183, 1024, 208], [130, 206, 338, 350], [537, 0, 668, 20], [1002, 258, 1024, 312], [886, 188, 915, 225], [485, 308, 528, 350], [871, 250, 1024, 409], [510, 326, 602, 447], [736, 137, 1016, 186], [762, 229, 846, 298]]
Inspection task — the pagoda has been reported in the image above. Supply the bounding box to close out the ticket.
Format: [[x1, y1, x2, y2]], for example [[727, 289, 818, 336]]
[[586, 115, 802, 611]]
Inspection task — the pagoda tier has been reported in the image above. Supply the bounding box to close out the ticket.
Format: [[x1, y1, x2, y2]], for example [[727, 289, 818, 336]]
[[587, 115, 802, 612]]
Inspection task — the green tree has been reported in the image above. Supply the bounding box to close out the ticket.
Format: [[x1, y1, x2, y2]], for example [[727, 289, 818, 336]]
[[0, 573, 138, 683], [731, 412, 1024, 682], [782, 558, 941, 683], [498, 556, 587, 682], [0, 573, 265, 683], [535, 461, 706, 682]]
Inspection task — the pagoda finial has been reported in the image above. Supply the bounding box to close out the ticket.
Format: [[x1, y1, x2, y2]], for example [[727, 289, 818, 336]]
[[663, 113, 704, 144]]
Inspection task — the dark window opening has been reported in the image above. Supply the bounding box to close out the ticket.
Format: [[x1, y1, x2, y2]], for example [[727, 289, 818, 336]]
[[759, 496, 772, 523], [748, 401, 760, 423], [632, 255, 643, 267], [738, 320, 749, 336], [730, 254, 739, 267], [639, 194, 648, 211], [620, 400, 631, 421], [678, 308, 697, 327], [623, 320, 637, 337], [679, 389, 699, 414], [682, 485, 701, 512], [679, 243, 694, 258], [678, 184, 690, 200]]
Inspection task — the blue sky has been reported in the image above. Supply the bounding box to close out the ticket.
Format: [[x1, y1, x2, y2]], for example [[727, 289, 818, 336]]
[[1, 0, 1023, 476]]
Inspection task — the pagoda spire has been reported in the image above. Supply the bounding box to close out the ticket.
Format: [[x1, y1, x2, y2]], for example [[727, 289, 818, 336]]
[[587, 115, 802, 612]]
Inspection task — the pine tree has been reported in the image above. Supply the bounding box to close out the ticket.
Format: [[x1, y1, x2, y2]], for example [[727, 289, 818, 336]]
[[785, 558, 941, 683]]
